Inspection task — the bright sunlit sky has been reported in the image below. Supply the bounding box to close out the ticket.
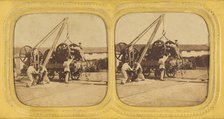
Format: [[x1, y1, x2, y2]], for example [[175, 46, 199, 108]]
[[116, 13, 209, 45], [14, 14, 107, 47], [14, 13, 209, 48]]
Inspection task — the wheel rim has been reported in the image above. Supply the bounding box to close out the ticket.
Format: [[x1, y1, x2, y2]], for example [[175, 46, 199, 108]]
[[59, 72, 65, 81], [71, 71, 81, 80], [19, 45, 32, 65], [166, 68, 176, 77]]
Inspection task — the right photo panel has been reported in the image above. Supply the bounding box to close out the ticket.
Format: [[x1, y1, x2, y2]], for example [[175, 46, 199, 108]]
[[115, 13, 209, 107]]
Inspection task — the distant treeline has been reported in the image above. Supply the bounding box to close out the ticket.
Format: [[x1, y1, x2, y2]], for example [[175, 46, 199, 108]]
[[181, 55, 209, 69]]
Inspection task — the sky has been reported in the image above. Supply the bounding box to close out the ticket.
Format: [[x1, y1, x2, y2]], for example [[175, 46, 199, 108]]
[[14, 14, 107, 48], [115, 13, 209, 45], [14, 13, 209, 48]]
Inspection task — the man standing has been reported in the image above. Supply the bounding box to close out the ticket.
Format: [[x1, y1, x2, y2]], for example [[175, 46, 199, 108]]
[[133, 62, 145, 81], [63, 56, 74, 84], [26, 63, 39, 87], [121, 62, 133, 85], [158, 53, 170, 81]]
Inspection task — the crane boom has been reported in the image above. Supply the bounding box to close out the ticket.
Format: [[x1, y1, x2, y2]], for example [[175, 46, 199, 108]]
[[34, 18, 67, 49], [138, 15, 164, 63], [42, 18, 68, 67], [129, 16, 162, 45]]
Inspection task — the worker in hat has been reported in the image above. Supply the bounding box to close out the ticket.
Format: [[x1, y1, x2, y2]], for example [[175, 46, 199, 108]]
[[63, 56, 74, 84], [133, 62, 145, 82], [26, 63, 39, 87], [158, 53, 170, 81], [121, 61, 133, 85]]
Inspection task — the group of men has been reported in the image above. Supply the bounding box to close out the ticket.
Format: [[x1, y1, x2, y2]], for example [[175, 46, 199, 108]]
[[120, 61, 145, 85], [26, 64, 50, 87], [26, 42, 85, 87], [120, 53, 170, 84], [26, 56, 76, 87], [26, 56, 80, 87]]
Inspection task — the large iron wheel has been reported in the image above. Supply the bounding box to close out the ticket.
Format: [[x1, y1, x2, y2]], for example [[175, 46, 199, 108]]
[[47, 70, 55, 81], [19, 45, 32, 65], [165, 40, 179, 58], [166, 67, 176, 78], [69, 43, 82, 61], [70, 71, 81, 80], [152, 40, 165, 48], [151, 40, 166, 60], [142, 67, 151, 78], [55, 43, 70, 63], [59, 72, 65, 82]]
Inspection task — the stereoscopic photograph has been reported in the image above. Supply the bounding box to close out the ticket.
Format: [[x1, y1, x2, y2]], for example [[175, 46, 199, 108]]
[[115, 13, 209, 106], [13, 14, 108, 106]]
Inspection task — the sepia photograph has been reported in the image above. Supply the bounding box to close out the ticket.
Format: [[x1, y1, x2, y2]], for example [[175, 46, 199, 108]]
[[115, 13, 209, 106], [13, 14, 108, 106]]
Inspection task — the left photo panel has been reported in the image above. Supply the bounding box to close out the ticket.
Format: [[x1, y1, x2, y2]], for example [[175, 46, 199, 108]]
[[13, 14, 108, 106]]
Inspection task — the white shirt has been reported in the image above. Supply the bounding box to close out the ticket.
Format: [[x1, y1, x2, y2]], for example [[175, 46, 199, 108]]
[[121, 63, 132, 71], [134, 63, 142, 70], [39, 66, 47, 74], [27, 66, 38, 74], [63, 59, 73, 72], [158, 55, 169, 69]]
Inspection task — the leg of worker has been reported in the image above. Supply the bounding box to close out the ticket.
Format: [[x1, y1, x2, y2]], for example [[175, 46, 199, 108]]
[[138, 72, 145, 81], [121, 69, 128, 84], [160, 69, 165, 80], [83, 72, 90, 81], [27, 73, 34, 87], [132, 71, 139, 82], [37, 74, 44, 84], [43, 72, 50, 84], [65, 72, 69, 83]]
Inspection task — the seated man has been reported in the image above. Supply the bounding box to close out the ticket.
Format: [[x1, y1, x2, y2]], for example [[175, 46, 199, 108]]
[[121, 61, 133, 85], [26, 63, 39, 87], [133, 62, 145, 82]]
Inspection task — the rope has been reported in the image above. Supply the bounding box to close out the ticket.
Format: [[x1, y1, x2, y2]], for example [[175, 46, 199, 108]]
[[34, 18, 67, 48], [58, 21, 73, 45], [37, 35, 51, 49]]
